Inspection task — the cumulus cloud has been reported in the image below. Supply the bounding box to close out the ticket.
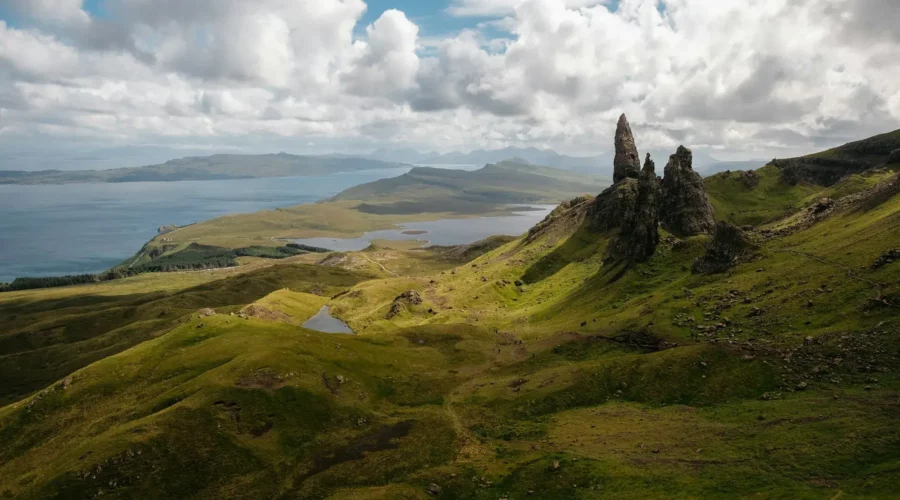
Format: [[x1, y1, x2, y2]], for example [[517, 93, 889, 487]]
[[0, 0, 898, 160], [343, 9, 420, 98]]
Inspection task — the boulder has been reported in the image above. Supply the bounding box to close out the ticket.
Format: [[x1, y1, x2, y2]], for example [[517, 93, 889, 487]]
[[613, 114, 641, 183], [692, 221, 758, 274], [661, 146, 716, 237], [386, 290, 423, 319]]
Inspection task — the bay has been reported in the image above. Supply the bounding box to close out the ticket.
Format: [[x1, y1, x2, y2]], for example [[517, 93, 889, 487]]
[[0, 168, 410, 282]]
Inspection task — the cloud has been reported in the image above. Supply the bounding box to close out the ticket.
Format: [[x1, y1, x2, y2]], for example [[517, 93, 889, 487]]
[[447, 0, 609, 17], [2, 0, 90, 28], [343, 9, 420, 98], [0, 0, 898, 161]]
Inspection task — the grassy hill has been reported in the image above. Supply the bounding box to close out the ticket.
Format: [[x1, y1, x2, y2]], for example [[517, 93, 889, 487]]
[[115, 161, 607, 274], [332, 161, 608, 214], [2, 132, 900, 498], [0, 154, 406, 185]]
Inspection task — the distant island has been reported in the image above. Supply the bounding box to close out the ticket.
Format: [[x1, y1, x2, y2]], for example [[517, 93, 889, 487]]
[[0, 153, 407, 185]]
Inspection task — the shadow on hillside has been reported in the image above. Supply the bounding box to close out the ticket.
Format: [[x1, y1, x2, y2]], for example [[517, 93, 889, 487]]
[[0, 264, 370, 406], [520, 221, 610, 284]]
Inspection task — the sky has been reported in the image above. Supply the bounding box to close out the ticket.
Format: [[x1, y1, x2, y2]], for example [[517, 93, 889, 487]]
[[0, 0, 899, 168]]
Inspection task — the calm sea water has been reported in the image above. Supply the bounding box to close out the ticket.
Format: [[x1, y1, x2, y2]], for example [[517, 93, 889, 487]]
[[0, 168, 410, 282]]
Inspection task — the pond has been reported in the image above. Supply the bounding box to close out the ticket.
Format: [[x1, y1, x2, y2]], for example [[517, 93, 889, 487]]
[[292, 205, 555, 252], [302, 306, 355, 334]]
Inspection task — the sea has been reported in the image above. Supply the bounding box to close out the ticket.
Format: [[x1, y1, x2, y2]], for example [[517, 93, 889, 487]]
[[0, 165, 551, 283]]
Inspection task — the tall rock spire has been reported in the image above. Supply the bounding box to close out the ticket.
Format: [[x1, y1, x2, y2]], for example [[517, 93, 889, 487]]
[[660, 145, 716, 237], [606, 153, 661, 262], [613, 114, 641, 183]]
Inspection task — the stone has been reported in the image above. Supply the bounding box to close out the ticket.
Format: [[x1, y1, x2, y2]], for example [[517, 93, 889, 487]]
[[692, 222, 758, 274], [427, 483, 441, 495], [660, 146, 716, 237], [613, 114, 641, 183]]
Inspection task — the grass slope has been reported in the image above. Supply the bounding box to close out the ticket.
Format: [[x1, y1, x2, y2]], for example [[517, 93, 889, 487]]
[[3, 136, 900, 499]]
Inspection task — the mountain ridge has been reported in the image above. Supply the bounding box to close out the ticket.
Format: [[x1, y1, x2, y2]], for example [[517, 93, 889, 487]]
[[0, 154, 408, 185]]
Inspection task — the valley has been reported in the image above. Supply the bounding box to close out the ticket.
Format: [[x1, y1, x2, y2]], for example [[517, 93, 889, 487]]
[[1, 118, 899, 499]]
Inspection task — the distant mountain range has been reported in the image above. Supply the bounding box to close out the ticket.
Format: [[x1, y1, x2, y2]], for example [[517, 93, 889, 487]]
[[362, 147, 767, 178], [0, 145, 769, 185], [0, 154, 407, 185]]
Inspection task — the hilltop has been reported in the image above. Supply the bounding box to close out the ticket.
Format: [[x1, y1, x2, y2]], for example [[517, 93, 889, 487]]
[[0, 154, 406, 185], [332, 161, 608, 213], [1, 119, 900, 499]]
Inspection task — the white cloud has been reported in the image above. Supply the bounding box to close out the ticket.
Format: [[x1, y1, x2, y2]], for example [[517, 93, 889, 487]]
[[343, 9, 420, 98], [0, 0, 898, 161], [447, 0, 609, 17]]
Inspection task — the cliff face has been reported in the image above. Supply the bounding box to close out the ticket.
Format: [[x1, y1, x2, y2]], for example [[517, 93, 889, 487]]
[[773, 129, 900, 186], [660, 146, 716, 237]]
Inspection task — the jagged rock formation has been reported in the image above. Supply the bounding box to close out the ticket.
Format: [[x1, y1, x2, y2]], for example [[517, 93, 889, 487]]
[[660, 146, 716, 237], [692, 222, 758, 274], [588, 178, 639, 233], [607, 154, 661, 262], [613, 114, 641, 183]]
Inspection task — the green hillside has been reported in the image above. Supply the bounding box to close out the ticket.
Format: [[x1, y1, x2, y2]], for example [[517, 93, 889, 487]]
[[2, 130, 900, 499], [332, 161, 609, 213]]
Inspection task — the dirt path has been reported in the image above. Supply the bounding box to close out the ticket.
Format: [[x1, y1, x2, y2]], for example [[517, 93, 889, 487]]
[[360, 254, 399, 277]]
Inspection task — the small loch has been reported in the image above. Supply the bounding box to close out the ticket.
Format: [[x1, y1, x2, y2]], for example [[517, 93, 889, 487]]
[[302, 306, 355, 334]]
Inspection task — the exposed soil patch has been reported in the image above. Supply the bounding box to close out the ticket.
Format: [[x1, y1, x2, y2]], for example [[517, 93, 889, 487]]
[[236, 368, 285, 390], [295, 421, 414, 484], [240, 304, 293, 323]]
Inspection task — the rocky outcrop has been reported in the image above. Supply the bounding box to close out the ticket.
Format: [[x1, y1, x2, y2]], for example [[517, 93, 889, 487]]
[[660, 146, 716, 237], [889, 149, 900, 165], [613, 114, 641, 183], [692, 222, 758, 274], [157, 225, 178, 234], [588, 178, 639, 233], [386, 290, 422, 319], [607, 154, 661, 262]]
